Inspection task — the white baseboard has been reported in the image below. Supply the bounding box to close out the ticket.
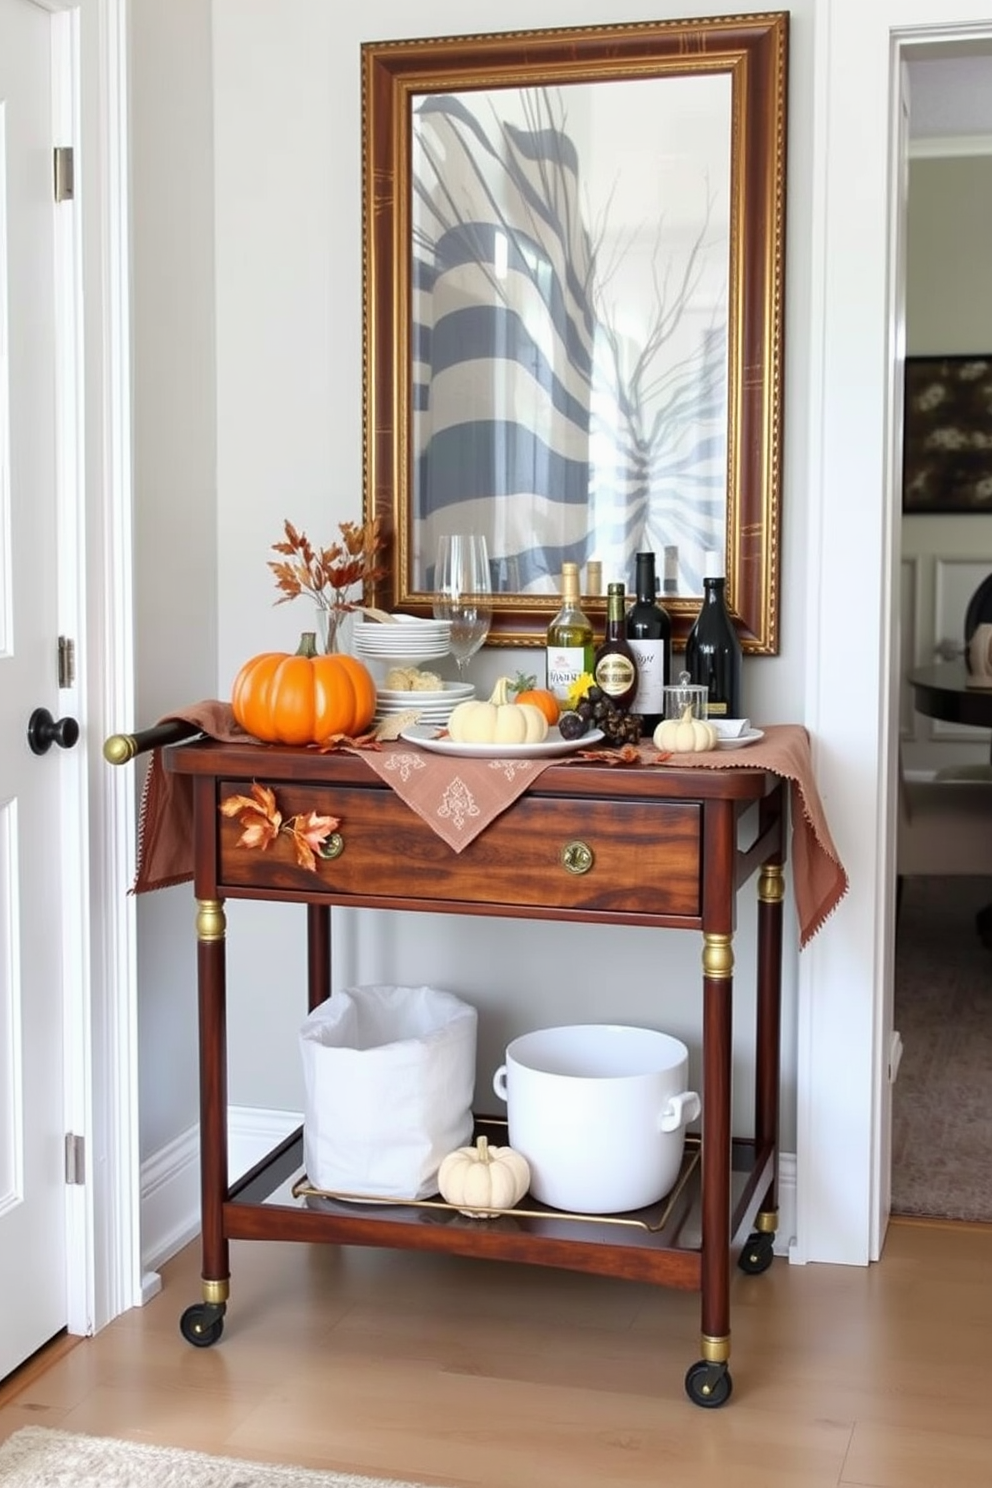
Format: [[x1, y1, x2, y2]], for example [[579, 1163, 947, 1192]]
[[139, 1107, 302, 1284], [775, 1150, 797, 1256], [139, 1109, 798, 1286]]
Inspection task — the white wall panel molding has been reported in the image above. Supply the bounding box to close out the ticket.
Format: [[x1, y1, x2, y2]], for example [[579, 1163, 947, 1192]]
[[899, 555, 918, 738], [910, 133, 992, 158], [0, 800, 20, 1213]]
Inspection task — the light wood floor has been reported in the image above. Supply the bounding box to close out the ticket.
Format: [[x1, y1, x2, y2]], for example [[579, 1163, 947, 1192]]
[[1, 1217, 991, 1487]]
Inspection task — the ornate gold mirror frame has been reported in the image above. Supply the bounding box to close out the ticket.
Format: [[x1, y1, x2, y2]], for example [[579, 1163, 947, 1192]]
[[362, 14, 787, 650]]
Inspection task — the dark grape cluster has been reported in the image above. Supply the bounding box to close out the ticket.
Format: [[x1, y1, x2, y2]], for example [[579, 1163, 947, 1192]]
[[559, 686, 643, 746]]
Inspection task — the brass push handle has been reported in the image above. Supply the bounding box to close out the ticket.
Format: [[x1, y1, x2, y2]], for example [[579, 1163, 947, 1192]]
[[560, 840, 594, 875], [103, 719, 202, 764]]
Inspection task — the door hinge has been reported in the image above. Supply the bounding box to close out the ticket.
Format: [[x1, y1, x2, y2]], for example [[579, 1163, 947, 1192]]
[[58, 636, 76, 689], [65, 1133, 85, 1185], [53, 145, 74, 203]]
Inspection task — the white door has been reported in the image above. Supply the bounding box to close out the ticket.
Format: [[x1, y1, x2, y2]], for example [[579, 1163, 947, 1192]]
[[0, 0, 74, 1379]]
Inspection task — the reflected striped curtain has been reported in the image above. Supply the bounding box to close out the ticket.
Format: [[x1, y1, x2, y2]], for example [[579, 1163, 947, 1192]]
[[413, 93, 596, 592]]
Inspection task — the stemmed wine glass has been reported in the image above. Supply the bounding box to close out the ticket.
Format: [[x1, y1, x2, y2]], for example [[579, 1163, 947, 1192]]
[[432, 534, 493, 682]]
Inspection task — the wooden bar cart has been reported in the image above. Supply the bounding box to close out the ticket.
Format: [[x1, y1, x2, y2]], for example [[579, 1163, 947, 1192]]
[[108, 728, 786, 1407]]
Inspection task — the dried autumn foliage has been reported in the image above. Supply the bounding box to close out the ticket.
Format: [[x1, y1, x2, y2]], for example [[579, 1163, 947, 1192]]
[[219, 782, 341, 872], [269, 517, 388, 615]]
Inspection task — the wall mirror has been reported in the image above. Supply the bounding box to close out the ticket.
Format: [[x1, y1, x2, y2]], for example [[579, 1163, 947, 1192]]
[[362, 14, 787, 650]]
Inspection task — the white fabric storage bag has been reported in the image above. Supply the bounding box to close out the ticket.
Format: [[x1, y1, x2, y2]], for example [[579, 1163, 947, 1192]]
[[299, 983, 477, 1199]]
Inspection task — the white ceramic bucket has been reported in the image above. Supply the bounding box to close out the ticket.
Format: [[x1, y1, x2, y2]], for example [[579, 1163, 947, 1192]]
[[492, 1024, 700, 1214]]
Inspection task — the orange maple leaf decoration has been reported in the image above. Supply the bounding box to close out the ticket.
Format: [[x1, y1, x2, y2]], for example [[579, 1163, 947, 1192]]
[[219, 783, 341, 872], [289, 809, 340, 871]]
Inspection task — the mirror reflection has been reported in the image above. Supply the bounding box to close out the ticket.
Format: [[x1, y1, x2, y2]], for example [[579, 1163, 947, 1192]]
[[363, 17, 787, 650], [412, 76, 732, 600]]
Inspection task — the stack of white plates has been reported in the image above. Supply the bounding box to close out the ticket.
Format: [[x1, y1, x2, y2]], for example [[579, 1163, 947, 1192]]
[[353, 615, 452, 667], [373, 680, 474, 728]]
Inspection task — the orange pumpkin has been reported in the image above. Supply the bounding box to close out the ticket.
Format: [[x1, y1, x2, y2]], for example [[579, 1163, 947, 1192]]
[[231, 632, 376, 745], [510, 671, 560, 725]]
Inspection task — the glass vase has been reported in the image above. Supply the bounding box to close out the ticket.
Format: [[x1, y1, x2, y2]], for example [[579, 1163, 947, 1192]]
[[315, 606, 345, 654]]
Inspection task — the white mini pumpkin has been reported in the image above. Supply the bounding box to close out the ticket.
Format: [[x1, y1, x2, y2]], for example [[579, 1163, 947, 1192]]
[[653, 704, 718, 754], [447, 676, 549, 745], [437, 1135, 531, 1218]]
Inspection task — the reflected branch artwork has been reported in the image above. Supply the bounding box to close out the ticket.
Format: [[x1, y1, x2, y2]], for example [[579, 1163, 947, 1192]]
[[411, 80, 730, 598]]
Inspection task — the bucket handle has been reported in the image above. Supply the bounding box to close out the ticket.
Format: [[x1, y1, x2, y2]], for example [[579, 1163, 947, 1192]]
[[493, 1064, 508, 1102], [658, 1089, 701, 1133]]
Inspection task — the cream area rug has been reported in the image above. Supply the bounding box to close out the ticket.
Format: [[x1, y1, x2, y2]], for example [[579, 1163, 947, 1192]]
[[0, 1428, 429, 1488]]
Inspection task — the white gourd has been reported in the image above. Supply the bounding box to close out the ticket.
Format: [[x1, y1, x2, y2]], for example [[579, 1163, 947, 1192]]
[[437, 1135, 531, 1217], [653, 704, 718, 753], [445, 680, 549, 745]]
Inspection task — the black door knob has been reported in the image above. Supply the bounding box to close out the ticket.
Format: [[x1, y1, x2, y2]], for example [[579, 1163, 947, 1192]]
[[27, 707, 80, 756]]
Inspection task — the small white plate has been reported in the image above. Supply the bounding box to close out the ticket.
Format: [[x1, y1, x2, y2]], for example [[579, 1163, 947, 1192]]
[[716, 728, 765, 750], [375, 682, 474, 705], [398, 725, 605, 759]]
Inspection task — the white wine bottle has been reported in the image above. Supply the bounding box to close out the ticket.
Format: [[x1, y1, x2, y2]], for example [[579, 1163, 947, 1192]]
[[684, 549, 743, 718], [546, 561, 594, 705]]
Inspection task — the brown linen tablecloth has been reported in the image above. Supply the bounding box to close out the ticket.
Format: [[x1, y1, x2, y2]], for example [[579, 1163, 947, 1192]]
[[652, 724, 848, 948], [131, 707, 847, 948]]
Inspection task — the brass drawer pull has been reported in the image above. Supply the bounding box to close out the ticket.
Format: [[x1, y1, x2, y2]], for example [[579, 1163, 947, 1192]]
[[322, 832, 345, 861], [560, 840, 594, 875]]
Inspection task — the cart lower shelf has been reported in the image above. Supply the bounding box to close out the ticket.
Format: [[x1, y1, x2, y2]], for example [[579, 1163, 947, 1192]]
[[219, 1118, 776, 1291]]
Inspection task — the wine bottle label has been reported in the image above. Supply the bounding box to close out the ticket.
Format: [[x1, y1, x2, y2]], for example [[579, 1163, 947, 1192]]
[[706, 698, 729, 715], [547, 646, 590, 701], [594, 653, 636, 698], [628, 639, 665, 713]]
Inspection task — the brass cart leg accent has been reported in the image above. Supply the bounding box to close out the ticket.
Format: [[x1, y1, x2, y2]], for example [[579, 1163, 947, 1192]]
[[755, 1209, 779, 1234], [196, 898, 226, 942], [701, 1333, 731, 1364], [758, 862, 785, 904], [202, 1278, 230, 1305], [702, 931, 734, 979]]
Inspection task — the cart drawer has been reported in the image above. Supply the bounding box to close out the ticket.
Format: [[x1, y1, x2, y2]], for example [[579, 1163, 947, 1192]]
[[216, 781, 702, 917]]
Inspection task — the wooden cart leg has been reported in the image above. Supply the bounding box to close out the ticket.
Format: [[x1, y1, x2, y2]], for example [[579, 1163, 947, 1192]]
[[307, 903, 331, 1011], [755, 862, 785, 1235], [685, 931, 734, 1407], [179, 897, 229, 1348]]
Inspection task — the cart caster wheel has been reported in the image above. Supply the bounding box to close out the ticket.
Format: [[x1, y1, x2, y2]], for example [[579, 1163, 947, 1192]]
[[685, 1359, 733, 1408], [179, 1301, 225, 1348], [738, 1230, 775, 1275]]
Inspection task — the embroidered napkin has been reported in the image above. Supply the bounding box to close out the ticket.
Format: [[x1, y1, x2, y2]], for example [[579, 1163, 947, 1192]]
[[350, 745, 561, 853]]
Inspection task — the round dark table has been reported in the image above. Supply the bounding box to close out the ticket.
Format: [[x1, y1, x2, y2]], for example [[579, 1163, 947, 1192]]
[[907, 661, 992, 730]]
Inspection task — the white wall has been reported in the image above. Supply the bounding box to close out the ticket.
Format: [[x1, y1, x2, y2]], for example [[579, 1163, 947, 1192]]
[[206, 0, 815, 1152], [900, 153, 992, 775], [130, 0, 217, 1155]]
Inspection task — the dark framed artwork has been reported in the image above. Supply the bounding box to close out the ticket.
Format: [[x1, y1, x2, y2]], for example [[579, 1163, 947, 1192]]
[[902, 355, 992, 513]]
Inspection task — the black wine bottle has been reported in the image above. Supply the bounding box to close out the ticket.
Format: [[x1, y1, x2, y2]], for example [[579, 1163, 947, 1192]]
[[593, 582, 638, 709], [625, 551, 672, 732], [684, 550, 743, 718]]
